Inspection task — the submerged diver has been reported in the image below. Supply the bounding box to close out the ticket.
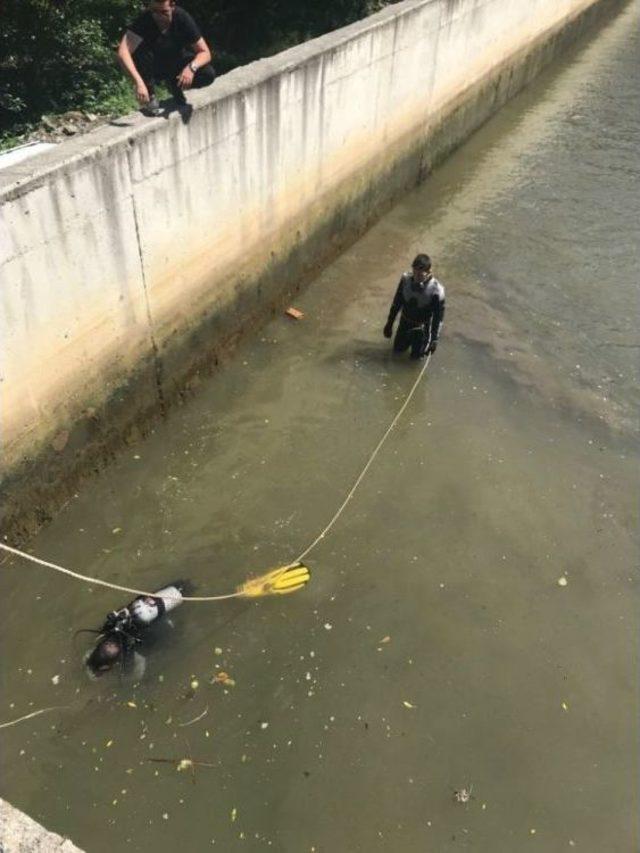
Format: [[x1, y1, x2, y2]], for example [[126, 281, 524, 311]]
[[81, 565, 311, 678], [383, 254, 445, 359], [84, 581, 189, 678]]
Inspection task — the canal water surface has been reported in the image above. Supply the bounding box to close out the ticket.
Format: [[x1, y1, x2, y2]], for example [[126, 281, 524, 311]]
[[1, 4, 638, 851]]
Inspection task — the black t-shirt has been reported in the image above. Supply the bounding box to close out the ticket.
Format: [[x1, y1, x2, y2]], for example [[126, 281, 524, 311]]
[[128, 7, 201, 64]]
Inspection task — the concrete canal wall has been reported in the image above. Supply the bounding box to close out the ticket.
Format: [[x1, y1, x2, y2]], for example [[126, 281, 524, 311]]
[[0, 797, 84, 852], [0, 0, 622, 538]]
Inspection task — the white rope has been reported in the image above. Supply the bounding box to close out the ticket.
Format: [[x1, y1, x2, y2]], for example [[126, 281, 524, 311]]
[[0, 705, 71, 730], [0, 542, 239, 602], [294, 353, 431, 562], [0, 353, 432, 601]]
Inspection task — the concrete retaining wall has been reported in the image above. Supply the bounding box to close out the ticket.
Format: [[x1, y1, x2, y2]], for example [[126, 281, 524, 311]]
[[0, 798, 84, 852], [0, 0, 622, 538]]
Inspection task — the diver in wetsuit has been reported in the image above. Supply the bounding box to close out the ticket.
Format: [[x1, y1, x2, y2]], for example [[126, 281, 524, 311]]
[[383, 254, 445, 359], [85, 582, 188, 678]]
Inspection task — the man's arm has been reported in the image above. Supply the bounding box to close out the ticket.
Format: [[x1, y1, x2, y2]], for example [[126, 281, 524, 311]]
[[117, 32, 150, 104], [176, 37, 213, 89], [428, 286, 445, 353], [383, 277, 405, 337]]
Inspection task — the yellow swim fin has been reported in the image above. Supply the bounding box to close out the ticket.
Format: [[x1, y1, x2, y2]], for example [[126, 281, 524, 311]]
[[237, 563, 310, 598]]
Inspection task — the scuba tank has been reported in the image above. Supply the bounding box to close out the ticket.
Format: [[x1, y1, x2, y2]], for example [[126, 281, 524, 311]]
[[114, 584, 185, 628]]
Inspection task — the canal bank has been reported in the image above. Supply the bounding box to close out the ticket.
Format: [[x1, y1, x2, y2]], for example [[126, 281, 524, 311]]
[[0, 0, 627, 541], [0, 2, 637, 849], [0, 798, 84, 852]]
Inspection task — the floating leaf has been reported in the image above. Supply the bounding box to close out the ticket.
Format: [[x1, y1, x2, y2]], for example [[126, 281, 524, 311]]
[[285, 307, 304, 320], [212, 671, 236, 687]]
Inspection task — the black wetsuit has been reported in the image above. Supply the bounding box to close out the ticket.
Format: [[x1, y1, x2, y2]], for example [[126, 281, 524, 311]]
[[126, 7, 215, 100], [386, 272, 446, 358]]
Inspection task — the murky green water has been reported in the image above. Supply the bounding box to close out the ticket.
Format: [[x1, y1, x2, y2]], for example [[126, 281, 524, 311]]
[[1, 6, 638, 851]]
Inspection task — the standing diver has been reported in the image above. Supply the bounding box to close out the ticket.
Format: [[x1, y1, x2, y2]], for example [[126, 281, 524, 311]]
[[383, 254, 445, 359]]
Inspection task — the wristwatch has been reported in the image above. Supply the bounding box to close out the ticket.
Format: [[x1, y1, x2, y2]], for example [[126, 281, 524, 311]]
[[189, 61, 197, 73]]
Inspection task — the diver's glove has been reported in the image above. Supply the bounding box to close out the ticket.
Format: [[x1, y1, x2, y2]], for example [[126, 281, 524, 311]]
[[383, 321, 393, 339]]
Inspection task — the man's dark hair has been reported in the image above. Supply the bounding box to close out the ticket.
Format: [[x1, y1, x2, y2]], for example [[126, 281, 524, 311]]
[[412, 254, 432, 271], [87, 637, 122, 673]]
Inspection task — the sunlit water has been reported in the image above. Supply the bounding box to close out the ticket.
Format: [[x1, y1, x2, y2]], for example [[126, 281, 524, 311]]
[[1, 6, 638, 851]]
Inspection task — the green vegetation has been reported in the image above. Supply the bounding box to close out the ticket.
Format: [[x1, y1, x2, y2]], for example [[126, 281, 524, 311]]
[[0, 0, 393, 150]]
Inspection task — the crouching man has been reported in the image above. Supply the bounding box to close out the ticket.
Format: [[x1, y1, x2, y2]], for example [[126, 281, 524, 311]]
[[383, 253, 445, 359], [117, 1, 215, 116]]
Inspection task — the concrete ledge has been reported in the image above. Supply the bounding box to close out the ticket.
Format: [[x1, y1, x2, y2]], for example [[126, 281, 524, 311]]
[[0, 0, 626, 541], [0, 799, 84, 853]]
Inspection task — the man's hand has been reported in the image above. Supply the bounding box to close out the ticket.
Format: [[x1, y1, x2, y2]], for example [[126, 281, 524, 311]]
[[383, 322, 393, 339], [428, 339, 438, 355], [135, 81, 150, 104], [177, 66, 195, 89]]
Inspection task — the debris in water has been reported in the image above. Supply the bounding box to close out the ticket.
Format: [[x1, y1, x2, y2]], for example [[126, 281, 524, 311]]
[[453, 785, 473, 804], [112, 527, 122, 534], [231, 807, 238, 822], [285, 307, 304, 320], [178, 707, 209, 727], [324, 623, 333, 631], [0, 705, 71, 730], [402, 701, 416, 709], [211, 672, 236, 687], [148, 754, 215, 782], [51, 675, 60, 685], [379, 636, 391, 644], [561, 702, 569, 711], [558, 576, 568, 587]]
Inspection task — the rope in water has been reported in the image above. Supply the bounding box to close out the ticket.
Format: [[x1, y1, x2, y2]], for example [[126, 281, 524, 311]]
[[293, 353, 431, 563], [0, 354, 432, 602], [0, 705, 72, 730]]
